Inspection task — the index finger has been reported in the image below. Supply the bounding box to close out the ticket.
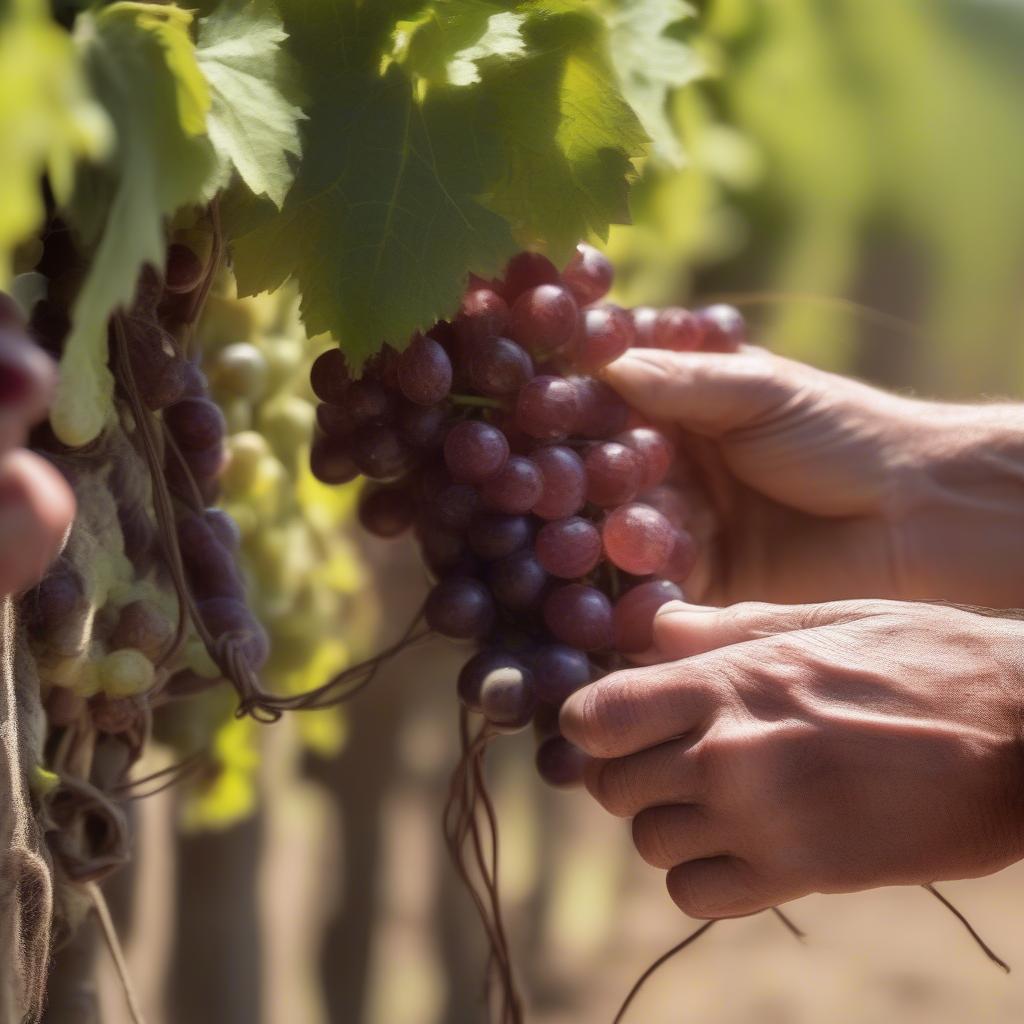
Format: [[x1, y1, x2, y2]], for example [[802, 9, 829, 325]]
[[559, 658, 721, 760]]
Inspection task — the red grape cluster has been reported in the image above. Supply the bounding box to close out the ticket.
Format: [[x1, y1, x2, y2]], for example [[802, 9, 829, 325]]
[[309, 245, 745, 786]]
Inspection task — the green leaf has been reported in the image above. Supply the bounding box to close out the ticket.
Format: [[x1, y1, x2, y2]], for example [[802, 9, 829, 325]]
[[53, 2, 216, 446], [478, 4, 649, 261], [227, 0, 518, 368], [602, 0, 705, 167], [197, 0, 304, 207], [394, 1, 526, 87], [0, 0, 110, 286]]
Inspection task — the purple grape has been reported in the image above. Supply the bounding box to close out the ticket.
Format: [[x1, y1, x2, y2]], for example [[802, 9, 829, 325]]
[[574, 304, 634, 372], [346, 379, 397, 426], [531, 644, 592, 704], [397, 402, 447, 448], [358, 483, 416, 538], [467, 513, 532, 561], [311, 434, 359, 484], [630, 306, 659, 346], [480, 660, 537, 732], [514, 375, 579, 439], [615, 427, 674, 491], [443, 420, 509, 483], [468, 335, 534, 396], [502, 251, 560, 301], [612, 579, 683, 653], [163, 397, 227, 450], [456, 288, 510, 353], [418, 523, 474, 577], [479, 455, 543, 514], [536, 736, 588, 787], [197, 596, 269, 671], [695, 304, 746, 352], [316, 402, 354, 439], [164, 244, 204, 294], [584, 441, 642, 506], [530, 445, 586, 520], [543, 584, 612, 651], [310, 349, 351, 403], [398, 334, 453, 405], [662, 528, 698, 583], [350, 424, 412, 480], [203, 508, 241, 550], [654, 307, 700, 351], [570, 377, 630, 439], [177, 514, 246, 601], [507, 284, 579, 356], [458, 649, 530, 715], [535, 517, 602, 578], [602, 503, 675, 575], [425, 577, 496, 639], [487, 550, 548, 611], [562, 243, 614, 306]]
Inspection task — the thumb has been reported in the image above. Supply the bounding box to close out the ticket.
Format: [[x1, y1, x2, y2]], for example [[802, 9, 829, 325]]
[[601, 348, 796, 437], [652, 599, 865, 659]]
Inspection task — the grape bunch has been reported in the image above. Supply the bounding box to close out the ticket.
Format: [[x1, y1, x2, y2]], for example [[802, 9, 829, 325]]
[[308, 244, 745, 786]]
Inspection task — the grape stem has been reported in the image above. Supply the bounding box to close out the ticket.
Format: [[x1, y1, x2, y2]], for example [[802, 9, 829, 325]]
[[450, 393, 503, 410]]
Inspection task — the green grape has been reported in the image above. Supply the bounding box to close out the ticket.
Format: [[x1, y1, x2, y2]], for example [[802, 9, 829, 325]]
[[257, 394, 315, 465], [212, 342, 269, 399], [221, 431, 271, 495], [98, 648, 156, 697]]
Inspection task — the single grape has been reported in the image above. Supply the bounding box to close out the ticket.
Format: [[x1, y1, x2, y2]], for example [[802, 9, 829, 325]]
[[316, 402, 354, 439], [350, 423, 412, 480], [397, 402, 447, 449], [346, 379, 397, 426], [514, 375, 579, 439], [562, 243, 614, 306], [602, 503, 675, 575], [91, 695, 146, 735], [630, 306, 659, 346], [468, 335, 534, 396], [425, 577, 496, 639], [458, 649, 523, 711], [125, 320, 189, 410], [310, 433, 359, 485], [662, 528, 698, 583], [653, 307, 700, 351], [574, 304, 634, 372], [479, 455, 543, 514], [164, 244, 204, 294], [110, 600, 174, 661], [615, 427, 674, 491], [570, 377, 629, 439], [417, 523, 475, 577], [310, 348, 351, 404], [487, 550, 548, 611], [485, 623, 537, 655], [163, 397, 227, 450], [433, 482, 481, 531], [502, 251, 560, 301], [507, 285, 579, 356], [536, 736, 589, 788], [584, 441, 642, 506], [543, 584, 612, 651], [695, 304, 746, 352], [612, 579, 683, 653], [212, 342, 268, 398], [98, 649, 155, 697], [467, 513, 532, 561], [203, 508, 241, 550], [177, 514, 246, 601], [531, 644, 592, 704], [398, 333, 453, 405], [25, 569, 84, 637], [457, 288, 509, 349], [443, 420, 509, 483], [535, 517, 602, 579], [413, 457, 451, 505], [197, 596, 270, 671], [166, 442, 226, 502], [533, 701, 562, 741], [530, 445, 586, 519], [480, 660, 537, 732], [359, 483, 416, 538]]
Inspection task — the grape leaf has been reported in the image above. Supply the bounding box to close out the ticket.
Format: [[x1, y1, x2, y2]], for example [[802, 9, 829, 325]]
[[478, 4, 649, 261], [602, 0, 704, 167], [394, 1, 527, 87], [53, 2, 217, 446], [0, 0, 110, 286], [196, 0, 304, 207], [227, 0, 518, 369]]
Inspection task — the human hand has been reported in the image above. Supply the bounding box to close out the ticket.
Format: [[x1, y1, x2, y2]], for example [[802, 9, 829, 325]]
[[561, 599, 1024, 918], [604, 347, 1024, 607], [0, 312, 75, 596]]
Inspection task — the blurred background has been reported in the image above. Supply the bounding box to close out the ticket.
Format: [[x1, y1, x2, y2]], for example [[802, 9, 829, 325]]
[[86, 1, 1024, 1022]]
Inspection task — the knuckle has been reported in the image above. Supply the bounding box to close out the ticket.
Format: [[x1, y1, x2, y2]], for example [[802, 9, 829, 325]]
[[590, 759, 640, 817], [666, 865, 717, 919]]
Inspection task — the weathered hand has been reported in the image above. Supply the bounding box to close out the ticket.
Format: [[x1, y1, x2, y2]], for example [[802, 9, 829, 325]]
[[561, 599, 1024, 918], [604, 347, 1024, 607]]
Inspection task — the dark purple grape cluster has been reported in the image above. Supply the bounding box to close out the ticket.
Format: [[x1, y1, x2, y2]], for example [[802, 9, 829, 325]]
[[310, 244, 745, 787]]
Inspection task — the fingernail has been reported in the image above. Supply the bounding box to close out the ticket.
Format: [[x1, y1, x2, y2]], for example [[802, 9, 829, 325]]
[[655, 600, 715, 618]]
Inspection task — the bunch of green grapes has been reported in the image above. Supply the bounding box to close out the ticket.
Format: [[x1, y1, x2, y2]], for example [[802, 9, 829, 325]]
[[159, 276, 371, 828]]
